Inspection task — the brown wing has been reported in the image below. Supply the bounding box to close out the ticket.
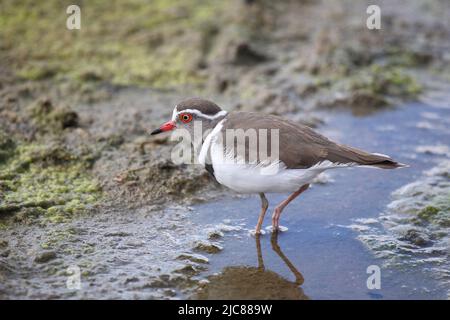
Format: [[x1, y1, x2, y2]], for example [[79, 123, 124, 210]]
[[221, 112, 402, 169]]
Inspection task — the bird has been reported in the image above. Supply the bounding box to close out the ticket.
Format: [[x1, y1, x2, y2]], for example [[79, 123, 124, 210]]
[[150, 98, 406, 234]]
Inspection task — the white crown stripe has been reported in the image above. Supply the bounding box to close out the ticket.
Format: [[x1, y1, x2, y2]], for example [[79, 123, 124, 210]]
[[173, 108, 228, 121], [171, 106, 179, 122]]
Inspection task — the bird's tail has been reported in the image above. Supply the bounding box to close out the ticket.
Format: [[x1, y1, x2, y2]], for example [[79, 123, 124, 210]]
[[328, 144, 408, 169]]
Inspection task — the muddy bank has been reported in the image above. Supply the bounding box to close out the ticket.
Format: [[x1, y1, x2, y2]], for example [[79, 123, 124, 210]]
[[1, 0, 450, 299], [2, 0, 449, 214], [0, 204, 248, 299]]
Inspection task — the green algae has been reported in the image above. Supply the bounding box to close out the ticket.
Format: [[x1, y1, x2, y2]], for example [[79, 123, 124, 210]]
[[376, 159, 450, 238], [403, 188, 450, 228], [0, 0, 226, 88], [40, 229, 76, 250], [0, 131, 16, 164], [348, 64, 422, 98], [418, 206, 440, 220], [0, 141, 102, 223], [384, 47, 433, 68], [417, 194, 450, 227]]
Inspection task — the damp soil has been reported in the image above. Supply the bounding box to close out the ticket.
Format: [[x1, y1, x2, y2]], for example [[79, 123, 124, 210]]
[[1, 82, 449, 299], [1, 0, 450, 299]]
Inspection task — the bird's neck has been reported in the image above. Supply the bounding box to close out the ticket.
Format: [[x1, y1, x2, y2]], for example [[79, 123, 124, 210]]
[[194, 113, 228, 163]]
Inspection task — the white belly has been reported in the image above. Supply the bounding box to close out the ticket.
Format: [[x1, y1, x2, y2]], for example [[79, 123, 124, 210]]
[[213, 163, 324, 193], [209, 143, 347, 194]]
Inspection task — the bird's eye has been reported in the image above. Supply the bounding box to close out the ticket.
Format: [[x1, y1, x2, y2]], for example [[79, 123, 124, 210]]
[[179, 113, 193, 123]]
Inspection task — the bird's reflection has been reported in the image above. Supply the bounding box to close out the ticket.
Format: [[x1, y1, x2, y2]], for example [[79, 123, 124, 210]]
[[194, 232, 308, 299]]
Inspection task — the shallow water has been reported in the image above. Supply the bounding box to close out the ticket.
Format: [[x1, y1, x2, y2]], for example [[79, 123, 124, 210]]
[[2, 91, 449, 299], [189, 96, 450, 299]]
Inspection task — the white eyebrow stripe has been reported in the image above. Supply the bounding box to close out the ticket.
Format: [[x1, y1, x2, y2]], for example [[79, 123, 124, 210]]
[[173, 108, 228, 120], [171, 106, 179, 122]]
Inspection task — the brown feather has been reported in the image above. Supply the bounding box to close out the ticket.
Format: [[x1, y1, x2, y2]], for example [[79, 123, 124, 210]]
[[221, 112, 405, 169]]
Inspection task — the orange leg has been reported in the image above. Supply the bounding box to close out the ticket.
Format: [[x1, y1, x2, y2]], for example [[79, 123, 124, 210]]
[[272, 184, 309, 231], [255, 193, 269, 234]]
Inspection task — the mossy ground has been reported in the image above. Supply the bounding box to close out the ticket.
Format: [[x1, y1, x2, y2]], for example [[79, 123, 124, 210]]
[[416, 194, 450, 227], [0, 141, 102, 223], [389, 160, 450, 230], [0, 0, 226, 88], [412, 163, 450, 228], [348, 64, 422, 98]]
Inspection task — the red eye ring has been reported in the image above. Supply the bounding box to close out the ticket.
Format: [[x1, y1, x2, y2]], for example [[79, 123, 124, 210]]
[[179, 113, 193, 123]]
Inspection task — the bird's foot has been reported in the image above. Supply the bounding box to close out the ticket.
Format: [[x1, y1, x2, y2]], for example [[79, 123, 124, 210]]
[[266, 225, 288, 233], [249, 229, 266, 237]]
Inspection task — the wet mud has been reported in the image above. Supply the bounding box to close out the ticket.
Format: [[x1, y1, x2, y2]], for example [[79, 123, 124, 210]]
[[1, 0, 449, 299]]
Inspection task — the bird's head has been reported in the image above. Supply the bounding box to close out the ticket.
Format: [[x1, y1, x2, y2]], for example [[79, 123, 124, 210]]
[[150, 98, 227, 136]]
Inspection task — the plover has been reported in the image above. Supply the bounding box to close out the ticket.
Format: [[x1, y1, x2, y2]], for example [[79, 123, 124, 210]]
[[151, 98, 405, 234]]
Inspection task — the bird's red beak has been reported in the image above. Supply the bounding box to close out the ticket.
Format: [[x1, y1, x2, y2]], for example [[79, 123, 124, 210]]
[[150, 120, 176, 135]]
